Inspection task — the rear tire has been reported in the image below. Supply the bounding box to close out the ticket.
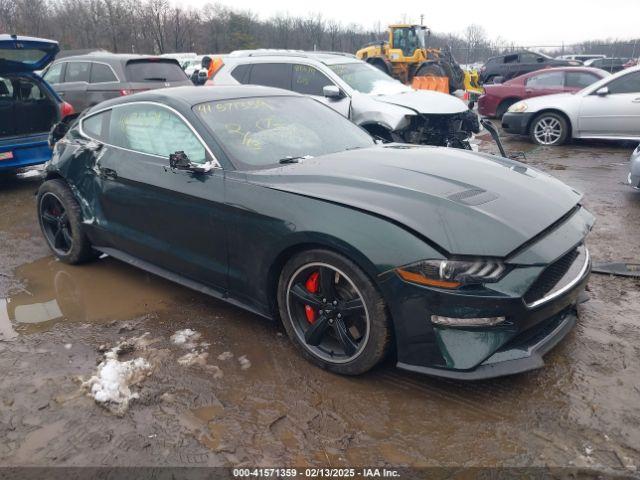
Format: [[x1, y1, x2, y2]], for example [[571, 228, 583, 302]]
[[37, 179, 100, 264], [529, 112, 569, 146], [277, 249, 391, 375]]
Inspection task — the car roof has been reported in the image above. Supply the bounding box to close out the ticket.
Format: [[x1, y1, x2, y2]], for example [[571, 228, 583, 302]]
[[55, 53, 181, 64], [84, 85, 301, 114], [227, 49, 360, 66], [523, 66, 609, 75]]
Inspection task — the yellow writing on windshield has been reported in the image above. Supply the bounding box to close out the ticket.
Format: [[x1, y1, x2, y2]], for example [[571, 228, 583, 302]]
[[196, 99, 274, 114]]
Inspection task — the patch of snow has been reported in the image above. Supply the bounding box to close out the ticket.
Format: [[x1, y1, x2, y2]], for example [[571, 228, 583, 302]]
[[584, 445, 593, 456], [82, 336, 152, 416], [170, 329, 201, 349], [177, 351, 209, 367], [217, 351, 233, 361], [206, 365, 224, 379], [238, 355, 251, 370], [64, 343, 72, 350]]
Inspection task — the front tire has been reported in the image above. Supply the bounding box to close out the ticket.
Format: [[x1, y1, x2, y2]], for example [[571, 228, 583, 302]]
[[277, 249, 391, 375], [529, 112, 568, 146], [37, 179, 100, 264]]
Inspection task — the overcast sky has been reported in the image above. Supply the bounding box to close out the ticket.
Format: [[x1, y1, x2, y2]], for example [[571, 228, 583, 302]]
[[184, 0, 639, 46]]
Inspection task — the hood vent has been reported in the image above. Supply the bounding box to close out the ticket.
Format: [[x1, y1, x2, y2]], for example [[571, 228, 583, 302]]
[[447, 188, 498, 206]]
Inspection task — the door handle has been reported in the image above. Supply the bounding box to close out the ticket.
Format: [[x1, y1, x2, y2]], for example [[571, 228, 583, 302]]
[[99, 167, 118, 180]]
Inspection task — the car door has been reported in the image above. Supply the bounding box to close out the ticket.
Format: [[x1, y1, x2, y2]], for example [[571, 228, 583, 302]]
[[85, 62, 120, 108], [291, 63, 351, 117], [524, 71, 566, 99], [80, 102, 228, 290], [60, 61, 91, 112], [578, 70, 640, 137], [516, 53, 545, 78], [42, 61, 65, 91], [565, 71, 602, 93], [501, 54, 519, 80]]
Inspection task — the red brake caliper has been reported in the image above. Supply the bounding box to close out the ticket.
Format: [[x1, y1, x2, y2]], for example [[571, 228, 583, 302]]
[[304, 271, 320, 324]]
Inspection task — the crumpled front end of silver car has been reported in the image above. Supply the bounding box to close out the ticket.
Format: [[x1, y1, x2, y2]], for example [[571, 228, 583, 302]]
[[391, 110, 481, 150]]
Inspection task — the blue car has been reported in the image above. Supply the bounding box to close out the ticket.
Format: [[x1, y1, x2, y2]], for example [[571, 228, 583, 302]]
[[0, 34, 74, 174]]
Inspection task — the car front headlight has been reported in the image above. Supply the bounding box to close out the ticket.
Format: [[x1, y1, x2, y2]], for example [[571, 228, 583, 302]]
[[396, 259, 507, 289], [508, 102, 528, 113]]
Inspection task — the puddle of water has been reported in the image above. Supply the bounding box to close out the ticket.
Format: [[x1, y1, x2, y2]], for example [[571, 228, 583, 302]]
[[1, 256, 192, 335]]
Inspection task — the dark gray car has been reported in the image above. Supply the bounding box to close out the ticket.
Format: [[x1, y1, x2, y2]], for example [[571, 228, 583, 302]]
[[42, 53, 192, 112]]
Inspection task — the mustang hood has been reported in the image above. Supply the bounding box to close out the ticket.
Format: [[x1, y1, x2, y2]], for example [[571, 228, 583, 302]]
[[249, 146, 583, 257], [374, 90, 468, 115]]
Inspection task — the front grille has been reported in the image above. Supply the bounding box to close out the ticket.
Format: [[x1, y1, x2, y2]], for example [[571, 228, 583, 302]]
[[524, 248, 580, 305]]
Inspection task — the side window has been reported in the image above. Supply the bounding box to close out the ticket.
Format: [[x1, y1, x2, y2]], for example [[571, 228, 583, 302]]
[[231, 64, 251, 84], [109, 104, 206, 164], [519, 53, 539, 64], [526, 72, 564, 89], [503, 54, 518, 64], [82, 110, 111, 142], [90, 63, 118, 83], [64, 62, 91, 83], [565, 72, 599, 88], [292, 64, 333, 96], [0, 77, 13, 97], [43, 63, 64, 84], [248, 63, 292, 90], [606, 71, 640, 95]]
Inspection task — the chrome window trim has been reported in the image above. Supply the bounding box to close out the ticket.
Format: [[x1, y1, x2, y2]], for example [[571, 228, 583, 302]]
[[78, 100, 221, 170], [526, 248, 590, 309]]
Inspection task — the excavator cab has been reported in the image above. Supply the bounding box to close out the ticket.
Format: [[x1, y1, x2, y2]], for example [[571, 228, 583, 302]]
[[388, 25, 429, 62]]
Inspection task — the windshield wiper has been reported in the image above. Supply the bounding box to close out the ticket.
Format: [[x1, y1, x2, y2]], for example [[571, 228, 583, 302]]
[[278, 155, 311, 164], [144, 77, 167, 82]]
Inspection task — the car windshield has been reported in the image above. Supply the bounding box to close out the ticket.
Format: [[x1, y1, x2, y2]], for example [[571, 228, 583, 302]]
[[194, 96, 374, 169], [329, 62, 410, 95]]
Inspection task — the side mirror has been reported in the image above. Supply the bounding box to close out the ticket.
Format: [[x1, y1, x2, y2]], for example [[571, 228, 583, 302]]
[[323, 85, 343, 99], [169, 151, 210, 173], [493, 76, 504, 84], [596, 86, 609, 96], [169, 151, 193, 170]]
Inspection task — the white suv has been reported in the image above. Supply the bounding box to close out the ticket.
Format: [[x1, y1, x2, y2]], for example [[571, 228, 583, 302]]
[[210, 50, 480, 150]]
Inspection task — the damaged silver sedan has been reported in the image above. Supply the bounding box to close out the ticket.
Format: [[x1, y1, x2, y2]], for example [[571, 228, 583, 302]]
[[210, 50, 481, 150]]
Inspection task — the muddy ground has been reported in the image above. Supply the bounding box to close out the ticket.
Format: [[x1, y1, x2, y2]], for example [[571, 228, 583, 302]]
[[0, 130, 639, 475]]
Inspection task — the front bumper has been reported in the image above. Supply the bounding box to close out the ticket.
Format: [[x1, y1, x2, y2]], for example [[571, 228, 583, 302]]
[[380, 209, 592, 380], [398, 308, 577, 380], [501, 112, 535, 135]]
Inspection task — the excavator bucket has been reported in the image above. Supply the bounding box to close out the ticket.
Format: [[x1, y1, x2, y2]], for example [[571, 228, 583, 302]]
[[411, 75, 449, 93]]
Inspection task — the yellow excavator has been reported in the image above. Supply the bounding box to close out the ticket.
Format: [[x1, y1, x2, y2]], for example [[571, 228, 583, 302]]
[[356, 24, 467, 94]]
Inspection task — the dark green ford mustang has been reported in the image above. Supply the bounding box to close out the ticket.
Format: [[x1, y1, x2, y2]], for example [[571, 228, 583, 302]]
[[39, 85, 593, 379]]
